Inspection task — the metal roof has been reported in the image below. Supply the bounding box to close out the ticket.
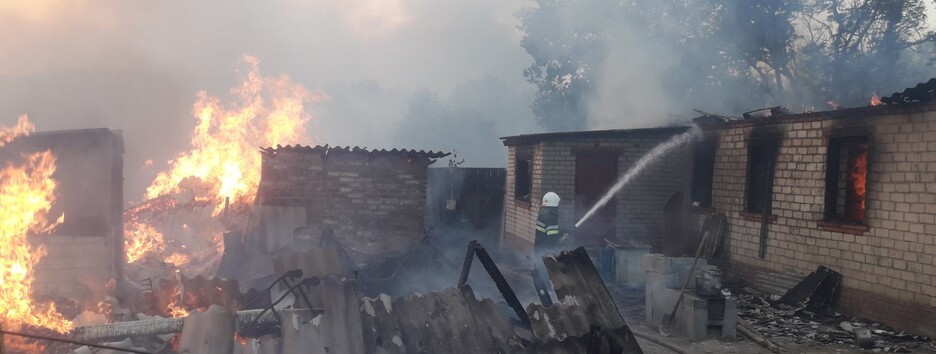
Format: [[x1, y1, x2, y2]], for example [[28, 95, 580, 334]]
[[260, 144, 450, 159], [881, 78, 936, 105], [500, 126, 691, 146]]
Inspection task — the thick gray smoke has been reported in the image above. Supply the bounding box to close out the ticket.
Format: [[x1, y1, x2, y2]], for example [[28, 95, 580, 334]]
[[4, 0, 936, 201], [0, 0, 538, 201]]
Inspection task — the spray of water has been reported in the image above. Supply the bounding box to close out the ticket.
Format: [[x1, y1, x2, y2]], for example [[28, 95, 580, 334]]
[[575, 126, 702, 228]]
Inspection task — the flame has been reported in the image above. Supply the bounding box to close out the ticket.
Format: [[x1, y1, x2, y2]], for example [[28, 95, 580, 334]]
[[846, 143, 868, 222], [165, 271, 190, 318], [869, 92, 882, 106], [164, 253, 190, 268], [0, 115, 33, 147], [0, 116, 72, 349], [167, 300, 190, 318], [125, 55, 326, 269], [124, 222, 165, 264]]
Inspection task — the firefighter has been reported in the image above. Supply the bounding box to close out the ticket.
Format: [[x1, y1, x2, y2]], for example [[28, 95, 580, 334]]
[[534, 192, 563, 253], [531, 191, 571, 304]]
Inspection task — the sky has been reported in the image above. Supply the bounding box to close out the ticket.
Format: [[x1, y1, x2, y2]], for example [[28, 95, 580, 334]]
[[0, 0, 540, 199]]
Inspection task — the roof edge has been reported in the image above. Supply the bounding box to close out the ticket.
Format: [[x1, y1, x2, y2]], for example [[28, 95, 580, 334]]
[[260, 144, 451, 159], [500, 126, 690, 146]]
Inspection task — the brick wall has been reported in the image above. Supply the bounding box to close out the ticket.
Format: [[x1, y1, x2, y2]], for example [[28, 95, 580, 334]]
[[710, 106, 936, 335], [31, 236, 115, 299], [0, 129, 124, 304], [258, 147, 436, 253], [502, 132, 693, 253], [503, 144, 542, 253]]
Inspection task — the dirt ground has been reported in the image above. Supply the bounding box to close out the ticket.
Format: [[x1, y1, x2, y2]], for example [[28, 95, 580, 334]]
[[621, 308, 936, 354], [467, 253, 936, 354]]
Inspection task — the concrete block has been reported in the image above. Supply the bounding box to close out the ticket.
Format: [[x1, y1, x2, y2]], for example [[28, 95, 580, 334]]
[[644, 254, 706, 289], [722, 297, 738, 340]]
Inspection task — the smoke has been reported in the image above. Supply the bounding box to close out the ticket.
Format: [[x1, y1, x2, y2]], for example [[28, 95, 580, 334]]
[[0, 0, 538, 202], [585, 29, 680, 130], [521, 0, 936, 131]]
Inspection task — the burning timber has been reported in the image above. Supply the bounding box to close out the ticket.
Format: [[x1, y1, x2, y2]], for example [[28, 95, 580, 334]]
[[60, 247, 643, 354]]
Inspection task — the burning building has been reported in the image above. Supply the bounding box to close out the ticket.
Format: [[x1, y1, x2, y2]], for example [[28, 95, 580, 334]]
[[0, 128, 124, 303], [499, 127, 694, 251], [691, 80, 936, 336]]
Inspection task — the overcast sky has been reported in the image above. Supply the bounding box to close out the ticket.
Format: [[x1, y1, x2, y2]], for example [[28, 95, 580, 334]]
[[0, 0, 539, 199]]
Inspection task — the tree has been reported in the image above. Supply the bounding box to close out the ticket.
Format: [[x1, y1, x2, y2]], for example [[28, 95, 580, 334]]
[[517, 0, 936, 130], [518, 0, 621, 131], [798, 0, 936, 105]]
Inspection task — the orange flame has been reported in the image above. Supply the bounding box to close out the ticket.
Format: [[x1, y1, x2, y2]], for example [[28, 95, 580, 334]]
[[847, 143, 868, 222], [125, 55, 326, 268], [125, 222, 165, 264], [167, 300, 190, 318], [869, 92, 882, 106], [0, 115, 33, 147], [0, 116, 73, 345]]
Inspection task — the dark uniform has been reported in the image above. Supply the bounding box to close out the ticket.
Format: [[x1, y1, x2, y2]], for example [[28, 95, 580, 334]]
[[534, 206, 561, 253], [532, 206, 561, 304]]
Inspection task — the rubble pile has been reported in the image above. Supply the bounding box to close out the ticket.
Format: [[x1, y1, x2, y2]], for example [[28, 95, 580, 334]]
[[737, 293, 933, 352], [57, 247, 644, 354]]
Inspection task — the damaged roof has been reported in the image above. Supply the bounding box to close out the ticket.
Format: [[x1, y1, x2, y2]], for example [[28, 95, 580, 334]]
[[699, 78, 936, 128], [500, 126, 690, 146], [260, 144, 450, 159], [881, 78, 936, 105]]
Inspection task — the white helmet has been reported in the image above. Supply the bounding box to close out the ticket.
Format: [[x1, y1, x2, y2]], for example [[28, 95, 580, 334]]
[[542, 192, 561, 207]]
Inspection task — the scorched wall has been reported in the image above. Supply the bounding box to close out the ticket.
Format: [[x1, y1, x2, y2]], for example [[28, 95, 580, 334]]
[[708, 102, 936, 335], [257, 146, 447, 255]]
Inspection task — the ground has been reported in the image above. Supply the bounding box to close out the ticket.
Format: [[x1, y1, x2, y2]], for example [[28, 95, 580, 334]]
[[471, 253, 936, 354]]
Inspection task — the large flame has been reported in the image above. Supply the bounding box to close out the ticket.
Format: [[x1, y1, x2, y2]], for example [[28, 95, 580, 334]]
[[0, 116, 72, 349], [124, 55, 326, 274]]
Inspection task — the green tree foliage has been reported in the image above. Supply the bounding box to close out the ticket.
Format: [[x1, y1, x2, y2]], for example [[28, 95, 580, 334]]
[[519, 0, 936, 131]]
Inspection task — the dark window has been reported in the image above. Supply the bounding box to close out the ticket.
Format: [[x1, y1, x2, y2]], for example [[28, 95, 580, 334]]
[[514, 149, 532, 202], [746, 142, 778, 214], [691, 140, 717, 207], [825, 136, 869, 224]]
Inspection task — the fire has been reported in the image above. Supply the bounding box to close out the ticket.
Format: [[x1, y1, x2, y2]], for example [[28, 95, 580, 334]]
[[869, 92, 882, 106], [0, 116, 72, 348], [846, 143, 869, 222], [0, 115, 33, 146], [164, 253, 190, 268], [125, 222, 165, 264], [167, 300, 190, 318], [125, 55, 326, 268]]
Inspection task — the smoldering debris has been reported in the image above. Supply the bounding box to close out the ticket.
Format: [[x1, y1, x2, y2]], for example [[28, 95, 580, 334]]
[[60, 247, 643, 354], [736, 278, 933, 353]]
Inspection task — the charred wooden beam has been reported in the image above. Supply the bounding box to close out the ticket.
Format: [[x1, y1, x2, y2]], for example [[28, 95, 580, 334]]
[[70, 308, 314, 343], [457, 240, 531, 325]]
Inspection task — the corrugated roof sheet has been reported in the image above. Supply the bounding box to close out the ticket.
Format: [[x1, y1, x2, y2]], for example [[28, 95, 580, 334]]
[[260, 144, 450, 159], [881, 78, 936, 105], [500, 127, 690, 146], [525, 247, 641, 353]]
